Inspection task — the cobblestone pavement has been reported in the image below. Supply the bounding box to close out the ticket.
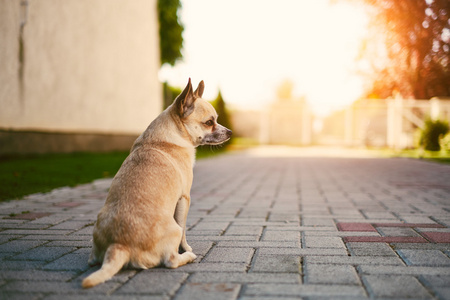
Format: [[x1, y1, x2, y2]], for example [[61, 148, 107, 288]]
[[1, 146, 450, 300]]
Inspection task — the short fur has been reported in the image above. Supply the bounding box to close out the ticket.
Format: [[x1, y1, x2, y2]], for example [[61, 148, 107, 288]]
[[82, 79, 231, 288]]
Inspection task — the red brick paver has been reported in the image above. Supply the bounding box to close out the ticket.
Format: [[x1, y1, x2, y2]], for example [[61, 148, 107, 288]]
[[337, 222, 448, 244], [343, 236, 428, 243], [420, 232, 450, 243], [372, 223, 445, 228], [337, 223, 377, 232]]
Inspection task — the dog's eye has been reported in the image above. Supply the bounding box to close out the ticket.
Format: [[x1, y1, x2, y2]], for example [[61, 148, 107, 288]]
[[205, 120, 214, 126]]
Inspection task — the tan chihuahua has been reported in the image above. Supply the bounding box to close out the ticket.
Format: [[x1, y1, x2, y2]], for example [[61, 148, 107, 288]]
[[82, 79, 231, 288]]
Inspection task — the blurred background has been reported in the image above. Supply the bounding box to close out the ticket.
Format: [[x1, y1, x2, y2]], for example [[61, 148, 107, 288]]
[[1, 0, 450, 155]]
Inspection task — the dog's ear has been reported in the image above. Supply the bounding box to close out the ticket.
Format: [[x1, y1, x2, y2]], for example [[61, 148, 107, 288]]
[[194, 80, 205, 98], [175, 78, 196, 118]]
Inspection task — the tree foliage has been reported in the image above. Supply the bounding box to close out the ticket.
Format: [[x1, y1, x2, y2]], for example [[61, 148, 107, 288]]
[[157, 0, 184, 66], [162, 82, 181, 109], [359, 0, 450, 99], [420, 119, 449, 151], [210, 90, 233, 141]]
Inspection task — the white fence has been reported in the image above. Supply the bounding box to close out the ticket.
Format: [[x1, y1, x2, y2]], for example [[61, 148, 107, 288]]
[[340, 97, 450, 149], [320, 97, 450, 148]]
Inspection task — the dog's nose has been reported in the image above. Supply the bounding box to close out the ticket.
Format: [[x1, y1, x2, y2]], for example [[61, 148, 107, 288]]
[[226, 128, 232, 137]]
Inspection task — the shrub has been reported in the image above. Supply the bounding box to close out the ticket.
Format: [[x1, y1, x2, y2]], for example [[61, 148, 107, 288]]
[[208, 90, 233, 147], [210, 90, 233, 133], [440, 133, 450, 152], [420, 119, 449, 151]]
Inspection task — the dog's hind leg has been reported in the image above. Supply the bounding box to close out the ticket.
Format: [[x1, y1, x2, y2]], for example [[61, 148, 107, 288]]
[[162, 222, 196, 268], [82, 244, 130, 288]]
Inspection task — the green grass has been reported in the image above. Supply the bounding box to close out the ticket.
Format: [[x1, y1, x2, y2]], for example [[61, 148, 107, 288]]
[[196, 145, 228, 159], [426, 157, 450, 164], [0, 152, 129, 201], [372, 148, 450, 164], [0, 147, 227, 202]]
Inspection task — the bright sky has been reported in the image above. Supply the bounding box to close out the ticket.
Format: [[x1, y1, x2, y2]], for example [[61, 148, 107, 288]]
[[159, 0, 369, 116]]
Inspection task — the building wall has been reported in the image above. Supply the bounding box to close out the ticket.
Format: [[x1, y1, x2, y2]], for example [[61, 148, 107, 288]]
[[0, 0, 161, 152], [230, 99, 313, 146], [263, 99, 312, 145], [230, 109, 261, 142]]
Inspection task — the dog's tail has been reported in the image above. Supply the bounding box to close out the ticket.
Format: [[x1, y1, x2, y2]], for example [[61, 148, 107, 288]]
[[82, 244, 130, 289]]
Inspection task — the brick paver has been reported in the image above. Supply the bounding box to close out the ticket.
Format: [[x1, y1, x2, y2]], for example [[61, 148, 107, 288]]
[[1, 146, 450, 299]]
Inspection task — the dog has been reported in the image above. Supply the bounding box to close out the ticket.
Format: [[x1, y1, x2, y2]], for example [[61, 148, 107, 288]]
[[82, 79, 232, 288]]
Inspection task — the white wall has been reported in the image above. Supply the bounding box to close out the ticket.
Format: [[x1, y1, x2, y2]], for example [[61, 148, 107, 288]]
[[0, 0, 161, 135]]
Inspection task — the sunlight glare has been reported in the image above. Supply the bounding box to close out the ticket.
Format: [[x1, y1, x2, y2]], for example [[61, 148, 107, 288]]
[[159, 0, 369, 116]]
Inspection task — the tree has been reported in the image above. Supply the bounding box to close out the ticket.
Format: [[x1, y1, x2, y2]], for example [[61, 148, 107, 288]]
[[162, 82, 181, 109], [210, 90, 233, 138], [157, 0, 184, 66], [357, 0, 450, 99]]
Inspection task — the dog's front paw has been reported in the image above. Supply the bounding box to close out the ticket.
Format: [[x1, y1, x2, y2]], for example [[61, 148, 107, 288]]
[[185, 251, 197, 262], [166, 251, 197, 268]]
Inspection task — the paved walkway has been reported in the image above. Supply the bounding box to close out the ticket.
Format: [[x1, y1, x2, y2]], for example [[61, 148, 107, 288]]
[[1, 146, 450, 299]]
